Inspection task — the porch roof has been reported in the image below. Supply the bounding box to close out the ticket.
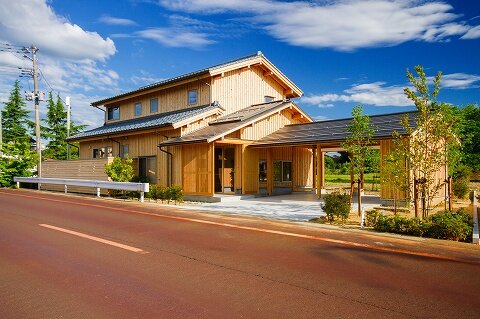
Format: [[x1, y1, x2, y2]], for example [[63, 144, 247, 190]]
[[159, 100, 310, 147], [250, 111, 418, 148], [67, 103, 223, 141]]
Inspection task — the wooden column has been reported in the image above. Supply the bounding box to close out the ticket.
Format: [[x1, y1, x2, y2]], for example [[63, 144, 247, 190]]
[[267, 148, 273, 195], [241, 144, 246, 195], [316, 144, 324, 196]]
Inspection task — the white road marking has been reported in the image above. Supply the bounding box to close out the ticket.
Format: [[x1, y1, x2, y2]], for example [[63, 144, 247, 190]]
[[39, 224, 148, 254]]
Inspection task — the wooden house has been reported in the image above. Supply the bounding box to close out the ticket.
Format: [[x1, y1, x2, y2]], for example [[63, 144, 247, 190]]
[[65, 51, 446, 205]]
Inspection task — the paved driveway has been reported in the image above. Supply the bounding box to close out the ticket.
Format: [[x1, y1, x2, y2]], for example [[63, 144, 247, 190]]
[[179, 193, 381, 221]]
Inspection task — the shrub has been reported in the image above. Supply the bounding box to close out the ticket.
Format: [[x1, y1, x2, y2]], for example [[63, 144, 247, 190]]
[[105, 157, 134, 182], [425, 210, 473, 242], [321, 192, 351, 224], [168, 185, 184, 204], [372, 209, 473, 242], [366, 210, 380, 227], [452, 165, 471, 199]]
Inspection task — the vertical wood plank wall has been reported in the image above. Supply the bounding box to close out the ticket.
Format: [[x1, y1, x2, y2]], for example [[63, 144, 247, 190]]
[[182, 143, 213, 195], [242, 147, 259, 194], [292, 147, 314, 191], [380, 139, 407, 200], [211, 66, 284, 114], [240, 110, 303, 141], [42, 158, 111, 194], [105, 81, 211, 123]]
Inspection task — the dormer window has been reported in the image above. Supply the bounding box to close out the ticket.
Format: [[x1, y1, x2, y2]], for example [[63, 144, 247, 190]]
[[188, 89, 198, 105], [134, 102, 142, 116], [107, 106, 120, 120]]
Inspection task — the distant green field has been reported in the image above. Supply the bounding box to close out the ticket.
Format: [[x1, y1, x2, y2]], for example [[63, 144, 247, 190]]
[[325, 173, 379, 184]]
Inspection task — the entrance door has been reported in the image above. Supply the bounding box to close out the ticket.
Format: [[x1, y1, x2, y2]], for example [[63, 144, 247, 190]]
[[214, 147, 235, 194]]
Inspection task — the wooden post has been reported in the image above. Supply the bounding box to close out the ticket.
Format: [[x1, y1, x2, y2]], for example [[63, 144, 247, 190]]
[[96, 187, 100, 197], [64, 184, 68, 194], [266, 148, 273, 195], [315, 145, 323, 197], [140, 191, 144, 203], [472, 191, 479, 245]]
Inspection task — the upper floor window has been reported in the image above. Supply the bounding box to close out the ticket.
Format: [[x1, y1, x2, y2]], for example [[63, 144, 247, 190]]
[[107, 106, 120, 121], [188, 89, 198, 105], [150, 98, 158, 113], [264, 96, 274, 103], [134, 102, 142, 116]]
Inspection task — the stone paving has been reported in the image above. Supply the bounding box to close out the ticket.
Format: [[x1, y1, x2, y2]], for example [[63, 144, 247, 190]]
[[178, 192, 381, 221]]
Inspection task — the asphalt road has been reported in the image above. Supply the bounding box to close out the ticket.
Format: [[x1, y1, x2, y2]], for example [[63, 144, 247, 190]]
[[1, 189, 479, 319]]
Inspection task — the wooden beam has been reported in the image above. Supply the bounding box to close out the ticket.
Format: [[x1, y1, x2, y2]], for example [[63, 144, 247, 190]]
[[292, 113, 304, 120], [284, 89, 294, 96], [215, 138, 253, 145], [263, 70, 273, 77]]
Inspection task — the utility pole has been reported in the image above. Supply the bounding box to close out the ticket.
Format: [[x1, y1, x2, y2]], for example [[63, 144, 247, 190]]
[[32, 46, 42, 182], [66, 96, 70, 160]]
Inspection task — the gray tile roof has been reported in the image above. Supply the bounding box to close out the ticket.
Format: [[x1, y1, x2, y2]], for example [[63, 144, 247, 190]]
[[159, 100, 301, 146], [67, 103, 222, 141], [92, 52, 263, 106], [250, 111, 418, 147]]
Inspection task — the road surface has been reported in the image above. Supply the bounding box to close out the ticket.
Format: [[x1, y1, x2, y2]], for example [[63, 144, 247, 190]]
[[1, 188, 479, 318]]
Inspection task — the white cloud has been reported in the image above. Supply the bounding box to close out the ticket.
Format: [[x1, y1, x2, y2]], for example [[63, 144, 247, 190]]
[[98, 15, 138, 26], [159, 0, 479, 51], [130, 70, 165, 87], [440, 73, 480, 89], [135, 28, 215, 49], [0, 0, 119, 129], [461, 25, 480, 39], [302, 82, 413, 107], [0, 0, 115, 61]]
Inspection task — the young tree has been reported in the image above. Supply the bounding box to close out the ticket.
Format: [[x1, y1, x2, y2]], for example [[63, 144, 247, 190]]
[[0, 80, 37, 186], [105, 157, 134, 182], [43, 92, 85, 160], [395, 66, 458, 218], [342, 105, 376, 216]]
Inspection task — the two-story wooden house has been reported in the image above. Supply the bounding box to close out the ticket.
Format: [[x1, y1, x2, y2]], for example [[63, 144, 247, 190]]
[[67, 52, 315, 199]]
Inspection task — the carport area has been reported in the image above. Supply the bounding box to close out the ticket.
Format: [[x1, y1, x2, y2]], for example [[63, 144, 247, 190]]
[[179, 192, 381, 221]]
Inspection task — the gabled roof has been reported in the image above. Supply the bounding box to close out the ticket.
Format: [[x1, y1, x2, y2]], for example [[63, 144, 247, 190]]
[[250, 111, 418, 148], [91, 51, 302, 106], [67, 103, 223, 141], [159, 100, 311, 147]]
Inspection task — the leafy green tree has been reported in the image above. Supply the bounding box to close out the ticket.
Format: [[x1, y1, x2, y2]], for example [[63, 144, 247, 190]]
[[0, 80, 37, 186], [342, 105, 376, 215], [43, 92, 85, 160], [394, 66, 459, 218], [104, 156, 134, 182], [456, 104, 480, 172]]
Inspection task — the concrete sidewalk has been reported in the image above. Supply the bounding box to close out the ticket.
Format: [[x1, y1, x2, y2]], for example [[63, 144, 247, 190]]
[[179, 192, 381, 221]]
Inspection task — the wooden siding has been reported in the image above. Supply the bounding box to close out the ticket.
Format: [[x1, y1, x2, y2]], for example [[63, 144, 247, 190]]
[[240, 109, 303, 141], [242, 146, 259, 194], [211, 66, 284, 115], [182, 143, 213, 195], [293, 147, 314, 191], [41, 158, 111, 194], [105, 81, 211, 123]]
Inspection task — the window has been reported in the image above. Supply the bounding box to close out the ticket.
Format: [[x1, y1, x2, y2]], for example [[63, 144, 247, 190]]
[[150, 98, 158, 113], [188, 89, 198, 105], [273, 160, 292, 182], [259, 160, 267, 181], [93, 147, 105, 159], [264, 96, 274, 103], [120, 144, 129, 159], [106, 146, 113, 157], [139, 156, 157, 183], [134, 102, 142, 116], [107, 107, 120, 120]]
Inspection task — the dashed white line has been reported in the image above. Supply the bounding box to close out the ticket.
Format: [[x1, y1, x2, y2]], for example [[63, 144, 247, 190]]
[[39, 224, 148, 254]]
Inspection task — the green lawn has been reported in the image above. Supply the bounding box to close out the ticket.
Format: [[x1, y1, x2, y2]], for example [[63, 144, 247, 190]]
[[325, 173, 379, 184]]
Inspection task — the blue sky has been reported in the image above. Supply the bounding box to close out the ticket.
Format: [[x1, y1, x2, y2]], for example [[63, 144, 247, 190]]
[[1, 0, 479, 128]]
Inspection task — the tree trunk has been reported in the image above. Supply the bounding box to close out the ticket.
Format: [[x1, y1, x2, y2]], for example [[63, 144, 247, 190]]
[[414, 178, 419, 218], [357, 178, 362, 217]]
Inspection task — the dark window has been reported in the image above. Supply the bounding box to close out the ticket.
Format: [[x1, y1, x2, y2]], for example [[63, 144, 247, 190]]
[[106, 146, 113, 157], [273, 160, 292, 182], [150, 98, 158, 113], [259, 160, 267, 181], [120, 144, 129, 159], [264, 96, 274, 103], [139, 156, 157, 183], [134, 103, 142, 116], [282, 161, 292, 181], [93, 147, 106, 159], [188, 89, 198, 105], [107, 107, 120, 120]]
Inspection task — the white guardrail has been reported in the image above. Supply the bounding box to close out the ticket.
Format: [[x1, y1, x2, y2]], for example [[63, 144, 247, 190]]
[[14, 177, 149, 202]]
